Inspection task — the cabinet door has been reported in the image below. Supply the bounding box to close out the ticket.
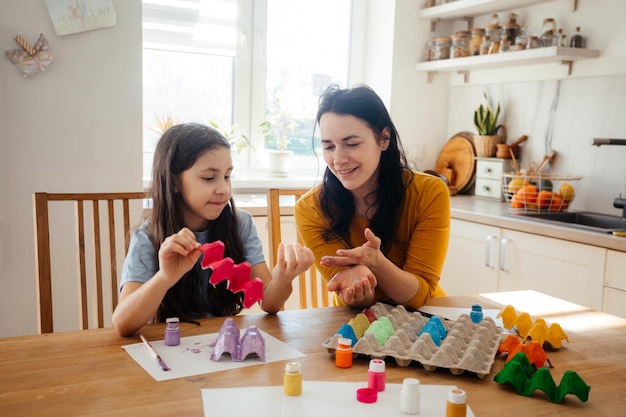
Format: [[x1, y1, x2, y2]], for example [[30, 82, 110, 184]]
[[440, 219, 500, 295], [498, 229, 606, 310], [603, 250, 626, 318]]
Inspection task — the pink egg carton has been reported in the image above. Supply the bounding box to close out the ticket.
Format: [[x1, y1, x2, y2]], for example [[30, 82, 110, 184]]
[[322, 303, 503, 379]]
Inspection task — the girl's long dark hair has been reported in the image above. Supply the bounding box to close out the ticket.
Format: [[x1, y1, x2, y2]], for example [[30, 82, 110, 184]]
[[317, 84, 412, 253], [150, 123, 244, 322]]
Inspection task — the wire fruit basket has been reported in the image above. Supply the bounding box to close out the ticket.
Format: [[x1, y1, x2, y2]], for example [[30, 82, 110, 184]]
[[502, 172, 582, 212]]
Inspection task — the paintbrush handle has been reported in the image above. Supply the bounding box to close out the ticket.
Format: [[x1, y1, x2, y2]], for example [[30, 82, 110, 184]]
[[140, 335, 171, 371]]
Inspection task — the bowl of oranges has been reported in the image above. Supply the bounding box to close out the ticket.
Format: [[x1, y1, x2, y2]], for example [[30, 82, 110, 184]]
[[502, 172, 581, 212]]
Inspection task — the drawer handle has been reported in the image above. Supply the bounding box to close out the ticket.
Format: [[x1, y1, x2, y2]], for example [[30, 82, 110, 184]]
[[483, 167, 493, 174], [482, 185, 491, 192]]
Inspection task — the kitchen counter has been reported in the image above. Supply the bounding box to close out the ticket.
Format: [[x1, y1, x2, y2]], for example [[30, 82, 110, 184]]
[[235, 193, 626, 253]]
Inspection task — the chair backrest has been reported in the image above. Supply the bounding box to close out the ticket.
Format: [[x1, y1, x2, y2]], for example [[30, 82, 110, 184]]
[[266, 188, 331, 309], [33, 192, 149, 333]]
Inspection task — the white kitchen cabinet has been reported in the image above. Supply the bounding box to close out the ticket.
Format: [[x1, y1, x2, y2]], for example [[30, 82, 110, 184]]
[[603, 250, 626, 318], [441, 219, 606, 310]]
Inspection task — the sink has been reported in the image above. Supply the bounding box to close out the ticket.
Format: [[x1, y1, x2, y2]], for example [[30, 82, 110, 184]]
[[505, 211, 626, 234]]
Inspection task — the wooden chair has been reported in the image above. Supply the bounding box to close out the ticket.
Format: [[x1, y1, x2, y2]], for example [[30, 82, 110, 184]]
[[33, 192, 149, 333], [266, 188, 331, 309]]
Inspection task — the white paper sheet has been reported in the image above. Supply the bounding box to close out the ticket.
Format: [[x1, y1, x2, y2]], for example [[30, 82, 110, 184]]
[[202, 382, 476, 417], [123, 330, 305, 381]]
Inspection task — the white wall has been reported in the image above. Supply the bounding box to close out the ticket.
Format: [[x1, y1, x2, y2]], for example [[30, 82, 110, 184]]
[[0, 0, 143, 337]]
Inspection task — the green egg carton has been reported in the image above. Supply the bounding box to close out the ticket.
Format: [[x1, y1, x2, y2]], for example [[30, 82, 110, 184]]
[[494, 352, 590, 403]]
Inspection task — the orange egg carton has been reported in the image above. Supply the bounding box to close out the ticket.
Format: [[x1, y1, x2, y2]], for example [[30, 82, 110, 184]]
[[497, 305, 569, 349]]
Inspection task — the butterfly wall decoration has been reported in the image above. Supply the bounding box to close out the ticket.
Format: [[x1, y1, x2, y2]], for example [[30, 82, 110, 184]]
[[5, 33, 54, 78]]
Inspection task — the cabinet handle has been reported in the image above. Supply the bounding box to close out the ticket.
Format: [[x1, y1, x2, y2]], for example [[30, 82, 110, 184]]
[[499, 238, 510, 271], [485, 235, 497, 267]]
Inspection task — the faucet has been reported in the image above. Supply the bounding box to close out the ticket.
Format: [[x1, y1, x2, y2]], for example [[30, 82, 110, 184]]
[[615, 194, 626, 219]]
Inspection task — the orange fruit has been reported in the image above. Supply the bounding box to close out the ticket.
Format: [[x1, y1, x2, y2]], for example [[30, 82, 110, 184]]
[[515, 184, 538, 205], [549, 194, 565, 212], [510, 193, 525, 209], [537, 190, 554, 210]]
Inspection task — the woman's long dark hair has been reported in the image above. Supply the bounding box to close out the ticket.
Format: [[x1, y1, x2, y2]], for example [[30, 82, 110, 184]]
[[317, 84, 412, 253], [150, 123, 244, 322]]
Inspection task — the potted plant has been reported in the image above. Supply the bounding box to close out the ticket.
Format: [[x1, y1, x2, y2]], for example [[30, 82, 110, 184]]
[[259, 104, 299, 176], [209, 120, 255, 155], [473, 91, 505, 157]]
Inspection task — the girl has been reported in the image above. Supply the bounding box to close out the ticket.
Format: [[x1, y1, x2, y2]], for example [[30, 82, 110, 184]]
[[112, 123, 314, 336], [295, 84, 449, 309]]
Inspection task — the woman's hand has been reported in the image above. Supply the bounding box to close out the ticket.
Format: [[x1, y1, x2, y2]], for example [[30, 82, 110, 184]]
[[272, 242, 315, 284], [327, 264, 377, 306], [320, 228, 382, 268], [157, 228, 202, 286]]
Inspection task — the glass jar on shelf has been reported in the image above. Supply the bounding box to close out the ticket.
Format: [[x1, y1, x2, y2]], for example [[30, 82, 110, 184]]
[[488, 39, 500, 54], [527, 36, 540, 49], [432, 37, 451, 60], [469, 28, 485, 56], [499, 38, 512, 53], [514, 27, 529, 51], [485, 24, 501, 43], [480, 35, 491, 55], [451, 33, 470, 58], [540, 18, 557, 47], [501, 23, 519, 44]]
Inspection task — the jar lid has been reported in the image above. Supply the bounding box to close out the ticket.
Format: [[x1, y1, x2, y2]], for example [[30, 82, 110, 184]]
[[369, 359, 385, 372], [448, 389, 467, 404], [166, 317, 179, 324], [338, 337, 352, 348], [402, 378, 421, 392], [502, 23, 519, 28], [451, 33, 469, 39], [356, 388, 378, 403], [285, 362, 301, 373], [471, 28, 485, 33], [485, 24, 501, 29]]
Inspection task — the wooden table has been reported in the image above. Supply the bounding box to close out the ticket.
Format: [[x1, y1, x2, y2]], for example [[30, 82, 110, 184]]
[[1, 291, 625, 416]]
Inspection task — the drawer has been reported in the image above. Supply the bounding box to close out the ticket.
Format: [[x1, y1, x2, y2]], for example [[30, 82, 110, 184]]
[[605, 250, 626, 291], [476, 158, 513, 180], [475, 178, 502, 199]]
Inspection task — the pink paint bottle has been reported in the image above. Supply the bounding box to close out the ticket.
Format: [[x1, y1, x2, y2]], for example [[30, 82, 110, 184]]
[[367, 359, 386, 392]]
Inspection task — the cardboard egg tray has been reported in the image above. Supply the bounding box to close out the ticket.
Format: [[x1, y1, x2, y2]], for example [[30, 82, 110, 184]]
[[322, 303, 503, 379]]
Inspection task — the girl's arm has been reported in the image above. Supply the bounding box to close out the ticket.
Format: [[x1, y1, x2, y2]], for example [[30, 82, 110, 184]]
[[112, 228, 202, 336], [251, 242, 314, 314]]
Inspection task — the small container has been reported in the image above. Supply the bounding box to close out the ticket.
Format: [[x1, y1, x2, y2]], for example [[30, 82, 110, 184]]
[[470, 304, 483, 323], [367, 359, 386, 392], [469, 28, 484, 56], [540, 18, 557, 47], [488, 40, 500, 55], [499, 38, 512, 53], [432, 37, 451, 60], [485, 24, 501, 43], [164, 317, 180, 346], [451, 33, 470, 58], [335, 338, 353, 368], [501, 23, 519, 44], [446, 389, 467, 417], [283, 362, 302, 396], [400, 378, 421, 414], [423, 40, 434, 62], [527, 36, 540, 49], [480, 35, 491, 55], [570, 26, 584, 48]]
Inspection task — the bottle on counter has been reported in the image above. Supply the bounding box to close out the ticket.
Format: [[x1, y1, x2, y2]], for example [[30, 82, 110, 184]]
[[164, 317, 180, 346], [367, 359, 386, 392], [335, 337, 353, 368], [283, 362, 303, 396], [400, 378, 421, 415], [570, 26, 585, 48], [446, 389, 467, 417]]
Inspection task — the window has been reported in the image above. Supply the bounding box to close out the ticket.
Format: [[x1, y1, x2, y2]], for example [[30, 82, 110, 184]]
[[142, 0, 352, 182]]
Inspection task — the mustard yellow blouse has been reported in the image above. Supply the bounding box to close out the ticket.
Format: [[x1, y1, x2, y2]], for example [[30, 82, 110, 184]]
[[294, 171, 450, 309]]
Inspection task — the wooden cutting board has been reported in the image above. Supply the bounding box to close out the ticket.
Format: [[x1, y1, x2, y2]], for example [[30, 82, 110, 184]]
[[435, 131, 476, 195]]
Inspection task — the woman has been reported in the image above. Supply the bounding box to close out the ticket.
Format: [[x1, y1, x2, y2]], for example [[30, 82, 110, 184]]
[[295, 84, 449, 309]]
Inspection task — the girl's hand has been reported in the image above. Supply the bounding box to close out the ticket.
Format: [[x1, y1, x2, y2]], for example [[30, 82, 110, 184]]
[[327, 265, 377, 306], [320, 228, 382, 268], [272, 242, 314, 285], [157, 228, 202, 286]]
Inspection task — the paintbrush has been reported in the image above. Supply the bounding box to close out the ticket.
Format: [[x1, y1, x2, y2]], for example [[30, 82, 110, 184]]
[[140, 334, 171, 371]]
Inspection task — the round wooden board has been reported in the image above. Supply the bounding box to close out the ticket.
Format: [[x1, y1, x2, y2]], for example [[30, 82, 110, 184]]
[[435, 132, 476, 195]]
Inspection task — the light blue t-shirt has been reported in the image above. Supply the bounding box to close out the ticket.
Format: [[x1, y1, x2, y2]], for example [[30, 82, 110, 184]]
[[119, 209, 265, 308]]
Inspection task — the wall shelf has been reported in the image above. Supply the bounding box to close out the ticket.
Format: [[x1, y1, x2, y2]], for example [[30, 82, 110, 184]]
[[416, 46, 599, 82], [420, 0, 577, 31]]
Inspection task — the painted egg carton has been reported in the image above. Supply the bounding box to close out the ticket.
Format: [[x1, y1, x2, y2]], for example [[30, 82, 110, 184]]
[[322, 303, 503, 379]]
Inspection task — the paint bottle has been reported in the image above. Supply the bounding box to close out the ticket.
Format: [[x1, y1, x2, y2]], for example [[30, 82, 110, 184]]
[[470, 304, 483, 323], [367, 359, 386, 392], [400, 377, 421, 414], [283, 362, 302, 396], [446, 388, 467, 417], [164, 317, 180, 346], [335, 338, 353, 368]]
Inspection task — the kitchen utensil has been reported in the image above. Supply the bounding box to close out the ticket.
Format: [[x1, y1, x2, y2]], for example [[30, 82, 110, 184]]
[[496, 134, 528, 159], [535, 150, 556, 174], [435, 132, 476, 196], [509, 148, 520, 174]]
